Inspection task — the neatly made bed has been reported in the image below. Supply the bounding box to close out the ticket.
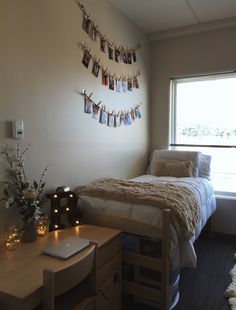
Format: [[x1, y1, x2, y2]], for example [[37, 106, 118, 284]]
[[76, 150, 216, 310]]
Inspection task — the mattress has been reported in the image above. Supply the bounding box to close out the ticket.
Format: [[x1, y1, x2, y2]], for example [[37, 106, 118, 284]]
[[79, 175, 216, 269]]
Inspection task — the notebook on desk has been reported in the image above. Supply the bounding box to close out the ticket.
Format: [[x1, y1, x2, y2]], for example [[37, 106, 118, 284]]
[[42, 236, 91, 260]]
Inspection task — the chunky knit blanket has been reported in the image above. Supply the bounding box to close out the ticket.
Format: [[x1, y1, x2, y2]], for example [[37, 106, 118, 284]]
[[76, 178, 200, 240]]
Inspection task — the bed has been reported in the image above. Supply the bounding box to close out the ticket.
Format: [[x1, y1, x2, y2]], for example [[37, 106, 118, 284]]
[[76, 150, 216, 310]]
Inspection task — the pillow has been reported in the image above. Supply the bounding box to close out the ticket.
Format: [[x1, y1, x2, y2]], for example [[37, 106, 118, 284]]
[[199, 154, 212, 179], [154, 159, 194, 177], [147, 149, 201, 177]]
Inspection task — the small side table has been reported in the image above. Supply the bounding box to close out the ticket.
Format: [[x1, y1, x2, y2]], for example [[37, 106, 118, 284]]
[[46, 191, 81, 231]]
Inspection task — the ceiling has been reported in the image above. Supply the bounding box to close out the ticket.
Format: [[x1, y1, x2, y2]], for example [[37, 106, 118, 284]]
[[109, 0, 236, 35]]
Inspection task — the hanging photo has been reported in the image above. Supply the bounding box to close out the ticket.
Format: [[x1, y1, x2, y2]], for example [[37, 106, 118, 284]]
[[127, 79, 133, 91], [100, 110, 107, 124], [92, 104, 99, 119], [131, 109, 136, 121], [82, 14, 91, 34], [115, 114, 121, 127], [82, 49, 91, 68], [115, 49, 120, 63], [92, 61, 100, 77], [92, 25, 98, 41], [127, 52, 132, 64], [122, 51, 127, 64], [120, 113, 124, 125], [122, 80, 127, 92], [109, 76, 114, 90], [100, 37, 106, 53], [84, 98, 92, 114], [108, 45, 114, 60], [124, 113, 132, 125], [133, 77, 139, 89], [108, 114, 115, 127], [102, 70, 109, 86], [132, 51, 137, 62], [135, 109, 142, 119], [116, 79, 122, 92]]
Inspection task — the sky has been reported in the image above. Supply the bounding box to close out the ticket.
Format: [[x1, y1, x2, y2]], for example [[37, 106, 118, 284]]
[[176, 76, 236, 130]]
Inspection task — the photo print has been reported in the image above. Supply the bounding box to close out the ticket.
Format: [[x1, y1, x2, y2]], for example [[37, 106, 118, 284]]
[[92, 61, 100, 77], [122, 80, 127, 92], [122, 51, 127, 64], [100, 37, 106, 53], [127, 79, 133, 91], [92, 104, 99, 119], [133, 77, 139, 89], [82, 14, 91, 34], [131, 109, 136, 121], [114, 49, 120, 63], [116, 79, 122, 92], [135, 108, 142, 119], [84, 98, 92, 114], [82, 49, 91, 68], [127, 52, 132, 64], [108, 113, 115, 127], [109, 75, 114, 90], [92, 25, 98, 41], [115, 114, 121, 127], [124, 113, 132, 125], [102, 70, 109, 86], [100, 110, 107, 124], [108, 45, 114, 60]]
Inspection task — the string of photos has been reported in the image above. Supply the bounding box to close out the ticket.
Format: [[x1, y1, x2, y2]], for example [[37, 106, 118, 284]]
[[81, 44, 140, 92], [76, 1, 140, 64], [79, 90, 142, 127]]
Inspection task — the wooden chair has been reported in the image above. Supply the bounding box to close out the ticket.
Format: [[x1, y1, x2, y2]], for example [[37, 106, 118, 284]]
[[43, 243, 97, 310]]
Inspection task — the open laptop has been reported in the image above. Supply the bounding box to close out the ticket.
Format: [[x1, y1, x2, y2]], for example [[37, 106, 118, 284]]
[[42, 236, 91, 260]]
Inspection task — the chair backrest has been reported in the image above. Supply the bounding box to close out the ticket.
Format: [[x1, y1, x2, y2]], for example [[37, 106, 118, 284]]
[[43, 243, 96, 310]]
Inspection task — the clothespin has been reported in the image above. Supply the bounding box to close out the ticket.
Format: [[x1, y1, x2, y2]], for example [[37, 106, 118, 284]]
[[88, 92, 93, 99], [97, 101, 102, 106]]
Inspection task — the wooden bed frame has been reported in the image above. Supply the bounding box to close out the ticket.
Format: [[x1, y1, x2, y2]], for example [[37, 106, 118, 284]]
[[82, 209, 171, 310]]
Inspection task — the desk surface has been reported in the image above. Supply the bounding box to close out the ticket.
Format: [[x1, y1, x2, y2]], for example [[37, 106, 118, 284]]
[[0, 224, 121, 309]]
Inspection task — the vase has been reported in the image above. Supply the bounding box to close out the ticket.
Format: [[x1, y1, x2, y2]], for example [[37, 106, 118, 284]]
[[21, 221, 37, 242]]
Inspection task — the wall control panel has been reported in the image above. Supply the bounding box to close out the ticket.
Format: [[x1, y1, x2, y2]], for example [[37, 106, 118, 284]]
[[12, 120, 24, 139]]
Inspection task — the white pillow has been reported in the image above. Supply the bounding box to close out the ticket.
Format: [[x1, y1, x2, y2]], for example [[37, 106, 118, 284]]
[[199, 154, 212, 179], [147, 149, 201, 177]]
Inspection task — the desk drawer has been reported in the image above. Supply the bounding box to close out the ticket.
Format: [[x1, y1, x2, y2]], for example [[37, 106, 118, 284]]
[[97, 252, 121, 288], [96, 271, 121, 310], [97, 236, 120, 268]]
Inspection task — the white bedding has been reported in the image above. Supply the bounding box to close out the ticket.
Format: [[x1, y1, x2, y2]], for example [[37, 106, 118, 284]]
[[79, 175, 216, 269]]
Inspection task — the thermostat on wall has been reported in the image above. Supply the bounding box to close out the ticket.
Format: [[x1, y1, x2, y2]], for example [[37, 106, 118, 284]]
[[12, 120, 24, 139]]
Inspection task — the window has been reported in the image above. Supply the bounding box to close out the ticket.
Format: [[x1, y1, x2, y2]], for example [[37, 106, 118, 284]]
[[170, 73, 236, 196]]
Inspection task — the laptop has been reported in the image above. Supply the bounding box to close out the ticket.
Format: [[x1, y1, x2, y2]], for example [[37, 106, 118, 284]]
[[42, 236, 91, 260]]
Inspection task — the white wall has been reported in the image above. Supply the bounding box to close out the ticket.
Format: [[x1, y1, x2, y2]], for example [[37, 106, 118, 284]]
[[150, 26, 236, 234], [0, 0, 150, 232]]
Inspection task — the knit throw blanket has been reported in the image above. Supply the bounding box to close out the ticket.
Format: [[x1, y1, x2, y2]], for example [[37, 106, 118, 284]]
[[76, 178, 200, 240]]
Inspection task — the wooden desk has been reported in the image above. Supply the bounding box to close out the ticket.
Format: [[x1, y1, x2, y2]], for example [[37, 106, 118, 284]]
[[0, 225, 121, 310]]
